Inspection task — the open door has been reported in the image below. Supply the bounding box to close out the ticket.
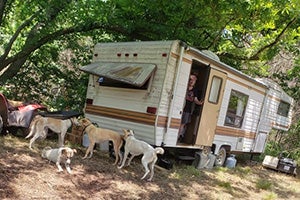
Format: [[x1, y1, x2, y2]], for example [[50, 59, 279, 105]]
[[194, 68, 227, 146]]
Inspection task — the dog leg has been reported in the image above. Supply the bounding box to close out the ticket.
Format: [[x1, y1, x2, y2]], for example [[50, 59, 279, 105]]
[[113, 141, 120, 165], [65, 159, 72, 174], [83, 142, 95, 159], [147, 157, 158, 181], [29, 134, 40, 149], [25, 117, 38, 139], [56, 162, 64, 172], [25, 126, 35, 139], [118, 151, 123, 166], [126, 154, 136, 166], [57, 132, 65, 147], [141, 156, 150, 180], [118, 150, 129, 169], [117, 140, 124, 166]]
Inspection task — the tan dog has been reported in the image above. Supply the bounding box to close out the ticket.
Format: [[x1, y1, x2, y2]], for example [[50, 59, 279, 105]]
[[80, 118, 123, 165], [26, 115, 79, 149], [118, 129, 164, 181], [42, 146, 77, 174]]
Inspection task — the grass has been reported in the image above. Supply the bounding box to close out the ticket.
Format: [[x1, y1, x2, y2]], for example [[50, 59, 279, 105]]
[[262, 192, 278, 200], [2, 134, 300, 200], [256, 178, 273, 190], [171, 164, 203, 179], [217, 180, 232, 190]]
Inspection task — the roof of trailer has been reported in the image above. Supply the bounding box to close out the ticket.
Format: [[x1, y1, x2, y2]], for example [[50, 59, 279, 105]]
[[187, 45, 268, 89], [90, 40, 274, 89]]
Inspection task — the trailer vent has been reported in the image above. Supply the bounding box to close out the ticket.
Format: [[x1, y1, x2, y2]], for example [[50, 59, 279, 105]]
[[146, 106, 157, 114], [86, 98, 93, 105]]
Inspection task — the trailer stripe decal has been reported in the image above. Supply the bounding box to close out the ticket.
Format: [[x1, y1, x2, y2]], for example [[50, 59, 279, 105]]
[[85, 104, 156, 125], [85, 104, 181, 128], [215, 126, 256, 139]]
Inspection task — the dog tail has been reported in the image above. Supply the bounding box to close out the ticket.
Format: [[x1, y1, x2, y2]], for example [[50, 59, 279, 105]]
[[154, 147, 164, 155], [41, 146, 52, 158], [25, 115, 41, 139]]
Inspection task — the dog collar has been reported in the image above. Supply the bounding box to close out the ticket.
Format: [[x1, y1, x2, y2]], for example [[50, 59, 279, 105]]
[[82, 123, 92, 133]]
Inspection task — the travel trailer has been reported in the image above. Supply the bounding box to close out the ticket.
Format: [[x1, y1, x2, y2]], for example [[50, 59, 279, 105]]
[[80, 40, 294, 166]]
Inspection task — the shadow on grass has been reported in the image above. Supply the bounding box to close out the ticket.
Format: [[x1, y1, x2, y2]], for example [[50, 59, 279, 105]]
[[1, 134, 300, 200]]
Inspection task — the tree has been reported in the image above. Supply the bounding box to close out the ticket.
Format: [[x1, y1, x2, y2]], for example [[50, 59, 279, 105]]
[[0, 0, 299, 109], [1, 0, 299, 82], [0, 0, 300, 161]]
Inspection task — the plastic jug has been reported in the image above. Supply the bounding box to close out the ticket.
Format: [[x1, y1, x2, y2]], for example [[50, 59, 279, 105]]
[[225, 154, 237, 169]]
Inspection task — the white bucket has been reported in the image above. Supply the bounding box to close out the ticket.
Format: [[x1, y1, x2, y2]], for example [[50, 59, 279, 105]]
[[82, 133, 89, 147]]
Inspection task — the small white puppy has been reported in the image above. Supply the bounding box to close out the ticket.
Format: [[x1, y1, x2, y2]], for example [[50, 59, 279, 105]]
[[118, 129, 164, 181], [41, 146, 77, 174]]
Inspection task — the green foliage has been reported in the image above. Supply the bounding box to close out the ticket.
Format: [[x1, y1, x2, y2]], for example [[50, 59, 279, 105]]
[[263, 121, 300, 165], [0, 1, 299, 161], [264, 56, 300, 164], [256, 178, 273, 190], [217, 180, 232, 191]]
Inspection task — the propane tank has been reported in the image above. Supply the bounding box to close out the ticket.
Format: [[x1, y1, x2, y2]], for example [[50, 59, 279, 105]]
[[225, 154, 237, 169]]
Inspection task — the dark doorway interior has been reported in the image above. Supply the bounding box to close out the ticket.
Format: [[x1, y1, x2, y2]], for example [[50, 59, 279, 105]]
[[183, 61, 210, 144]]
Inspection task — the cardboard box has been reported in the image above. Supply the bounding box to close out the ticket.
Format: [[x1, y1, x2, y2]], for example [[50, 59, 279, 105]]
[[67, 125, 84, 145]]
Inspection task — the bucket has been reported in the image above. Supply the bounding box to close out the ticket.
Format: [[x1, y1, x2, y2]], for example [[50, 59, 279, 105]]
[[82, 133, 89, 147], [205, 154, 216, 169], [225, 154, 237, 169], [193, 151, 209, 169]]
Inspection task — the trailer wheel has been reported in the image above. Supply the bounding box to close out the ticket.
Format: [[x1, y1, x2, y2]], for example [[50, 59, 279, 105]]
[[215, 147, 227, 166]]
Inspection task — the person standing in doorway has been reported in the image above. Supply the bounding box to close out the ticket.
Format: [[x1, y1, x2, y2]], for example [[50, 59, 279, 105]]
[[178, 74, 204, 142]]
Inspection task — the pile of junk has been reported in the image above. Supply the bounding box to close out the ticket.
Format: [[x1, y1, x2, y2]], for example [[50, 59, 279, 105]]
[[262, 153, 298, 176], [0, 93, 81, 135]]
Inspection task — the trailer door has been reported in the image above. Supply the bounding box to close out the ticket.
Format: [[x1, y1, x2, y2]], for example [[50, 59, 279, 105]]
[[195, 68, 227, 146]]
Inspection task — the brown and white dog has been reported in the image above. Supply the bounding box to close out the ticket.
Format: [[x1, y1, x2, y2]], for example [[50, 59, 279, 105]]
[[80, 118, 123, 165], [118, 129, 164, 181], [41, 146, 77, 174], [26, 115, 79, 149]]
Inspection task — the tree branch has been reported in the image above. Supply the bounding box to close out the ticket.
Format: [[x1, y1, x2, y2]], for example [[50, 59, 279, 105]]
[[2, 22, 124, 67], [0, 0, 7, 27], [249, 17, 297, 60], [0, 13, 38, 64]]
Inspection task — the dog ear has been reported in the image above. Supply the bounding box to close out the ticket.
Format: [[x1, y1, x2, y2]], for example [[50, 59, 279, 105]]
[[61, 148, 67, 155], [73, 149, 77, 153]]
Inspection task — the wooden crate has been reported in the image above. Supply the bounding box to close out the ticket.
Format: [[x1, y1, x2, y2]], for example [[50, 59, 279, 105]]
[[67, 125, 84, 145]]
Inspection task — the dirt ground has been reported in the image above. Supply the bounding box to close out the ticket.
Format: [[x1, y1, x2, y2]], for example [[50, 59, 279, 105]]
[[1, 133, 300, 200]]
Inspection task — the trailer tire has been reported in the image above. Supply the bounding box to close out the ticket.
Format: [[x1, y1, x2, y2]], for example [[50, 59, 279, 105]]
[[215, 147, 227, 166]]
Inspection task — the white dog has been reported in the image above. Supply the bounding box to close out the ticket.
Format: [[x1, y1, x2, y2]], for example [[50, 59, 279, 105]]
[[26, 115, 79, 149], [118, 129, 164, 181], [41, 146, 77, 174]]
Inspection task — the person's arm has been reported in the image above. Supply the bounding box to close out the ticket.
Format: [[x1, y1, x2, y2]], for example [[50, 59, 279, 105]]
[[194, 97, 204, 105]]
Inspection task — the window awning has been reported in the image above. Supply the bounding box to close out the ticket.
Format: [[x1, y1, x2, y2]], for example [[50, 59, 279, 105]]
[[80, 62, 156, 87]]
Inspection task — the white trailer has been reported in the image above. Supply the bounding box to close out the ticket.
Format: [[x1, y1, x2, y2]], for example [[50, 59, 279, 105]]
[[80, 40, 294, 166]]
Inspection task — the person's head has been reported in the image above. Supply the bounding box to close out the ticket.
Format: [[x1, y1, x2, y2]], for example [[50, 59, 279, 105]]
[[189, 74, 197, 87]]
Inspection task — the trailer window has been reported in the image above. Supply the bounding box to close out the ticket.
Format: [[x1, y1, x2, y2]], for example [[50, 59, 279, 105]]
[[208, 76, 222, 104], [97, 76, 151, 90], [224, 90, 248, 128], [277, 101, 290, 117]]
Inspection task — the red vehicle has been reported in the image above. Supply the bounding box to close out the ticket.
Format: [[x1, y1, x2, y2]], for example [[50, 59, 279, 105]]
[[0, 93, 47, 135]]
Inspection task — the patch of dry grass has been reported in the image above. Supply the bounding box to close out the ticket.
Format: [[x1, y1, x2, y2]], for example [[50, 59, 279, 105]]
[[1, 133, 300, 200]]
